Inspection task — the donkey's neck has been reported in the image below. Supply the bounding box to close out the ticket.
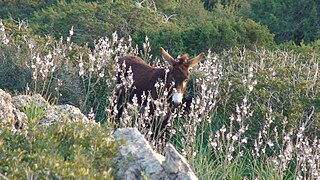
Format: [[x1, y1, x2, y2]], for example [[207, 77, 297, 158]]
[[150, 67, 167, 83]]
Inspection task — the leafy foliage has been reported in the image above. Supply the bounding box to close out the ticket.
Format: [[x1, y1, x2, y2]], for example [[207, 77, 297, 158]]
[[0, 103, 118, 179], [0, 0, 57, 20], [29, 1, 166, 46], [248, 0, 320, 44], [135, 17, 274, 57]]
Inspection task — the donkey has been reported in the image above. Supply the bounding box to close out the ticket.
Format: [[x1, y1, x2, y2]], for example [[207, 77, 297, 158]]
[[117, 47, 204, 105], [114, 47, 204, 137]]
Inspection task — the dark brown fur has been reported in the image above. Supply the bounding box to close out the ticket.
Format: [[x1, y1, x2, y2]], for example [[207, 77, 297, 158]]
[[117, 56, 167, 105]]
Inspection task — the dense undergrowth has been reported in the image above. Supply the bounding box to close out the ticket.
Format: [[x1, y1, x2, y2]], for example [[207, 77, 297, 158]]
[[1, 17, 320, 179], [0, 102, 118, 179]]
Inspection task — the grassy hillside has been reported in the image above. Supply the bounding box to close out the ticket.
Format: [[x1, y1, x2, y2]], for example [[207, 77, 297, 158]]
[[0, 0, 319, 179]]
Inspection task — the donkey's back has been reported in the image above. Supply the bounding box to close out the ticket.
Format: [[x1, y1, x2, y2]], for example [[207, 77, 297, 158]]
[[117, 55, 154, 72]]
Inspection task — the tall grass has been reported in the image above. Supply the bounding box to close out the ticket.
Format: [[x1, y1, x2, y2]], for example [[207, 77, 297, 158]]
[[1, 19, 320, 179]]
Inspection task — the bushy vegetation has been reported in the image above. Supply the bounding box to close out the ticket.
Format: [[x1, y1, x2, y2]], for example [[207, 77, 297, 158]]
[[0, 0, 319, 179], [0, 0, 278, 54], [0, 102, 118, 179], [202, 0, 320, 45], [248, 0, 320, 44]]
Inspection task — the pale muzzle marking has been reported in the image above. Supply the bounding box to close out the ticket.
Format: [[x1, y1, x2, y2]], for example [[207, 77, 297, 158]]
[[172, 92, 183, 105]]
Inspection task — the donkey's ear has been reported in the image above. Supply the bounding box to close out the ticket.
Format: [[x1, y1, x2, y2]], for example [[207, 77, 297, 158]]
[[186, 52, 205, 69], [160, 47, 176, 65], [179, 53, 189, 63]]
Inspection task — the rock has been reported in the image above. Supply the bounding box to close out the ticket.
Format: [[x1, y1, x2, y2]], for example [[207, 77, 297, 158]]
[[114, 127, 198, 180], [12, 93, 90, 125], [39, 104, 90, 125], [113, 128, 166, 179], [12, 94, 49, 110], [164, 144, 198, 180], [12, 108, 28, 131], [1, 89, 91, 132], [0, 89, 28, 133], [0, 89, 15, 123]]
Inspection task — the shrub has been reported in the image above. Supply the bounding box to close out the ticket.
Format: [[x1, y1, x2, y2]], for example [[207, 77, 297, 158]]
[[0, 102, 118, 179], [29, 1, 166, 47], [1, 19, 87, 108], [248, 0, 320, 44], [0, 0, 57, 20], [219, 48, 320, 134], [135, 16, 275, 56]]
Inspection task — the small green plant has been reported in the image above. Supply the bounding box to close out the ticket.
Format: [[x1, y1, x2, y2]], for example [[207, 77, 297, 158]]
[[21, 102, 46, 128]]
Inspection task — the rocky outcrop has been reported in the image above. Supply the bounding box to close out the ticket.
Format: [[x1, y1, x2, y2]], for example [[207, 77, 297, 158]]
[[114, 128, 198, 180], [0, 89, 90, 132], [12, 94, 90, 125], [39, 104, 90, 125], [164, 144, 198, 180], [11, 94, 49, 110], [0, 89, 198, 179], [0, 89, 28, 133]]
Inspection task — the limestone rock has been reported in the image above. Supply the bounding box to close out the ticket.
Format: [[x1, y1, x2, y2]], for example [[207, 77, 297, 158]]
[[0, 89, 15, 123], [164, 144, 198, 180], [114, 127, 198, 180], [114, 128, 165, 179], [12, 93, 89, 125], [39, 104, 90, 125], [12, 94, 49, 110], [0, 89, 28, 132], [1, 88, 197, 180], [1, 89, 90, 131]]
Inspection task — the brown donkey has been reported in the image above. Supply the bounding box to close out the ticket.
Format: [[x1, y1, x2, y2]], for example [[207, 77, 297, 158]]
[[115, 47, 204, 133]]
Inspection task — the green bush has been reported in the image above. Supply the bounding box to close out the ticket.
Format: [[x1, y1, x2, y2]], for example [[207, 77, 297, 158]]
[[0, 0, 57, 20], [135, 17, 274, 56], [2, 0, 275, 56], [0, 43, 32, 92], [29, 1, 166, 46], [216, 48, 320, 134], [1, 20, 88, 108], [248, 0, 320, 44], [0, 103, 118, 179]]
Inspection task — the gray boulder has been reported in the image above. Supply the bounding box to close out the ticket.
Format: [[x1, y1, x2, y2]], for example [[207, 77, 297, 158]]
[[114, 128, 198, 180], [12, 94, 90, 125], [39, 104, 90, 125], [12, 94, 49, 110], [1, 89, 91, 132], [0, 89, 28, 133]]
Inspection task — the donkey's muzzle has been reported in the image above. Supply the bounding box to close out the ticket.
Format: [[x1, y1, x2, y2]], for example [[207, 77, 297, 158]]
[[172, 92, 183, 106]]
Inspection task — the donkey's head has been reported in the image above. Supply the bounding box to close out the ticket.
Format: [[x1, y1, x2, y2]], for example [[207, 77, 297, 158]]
[[160, 47, 204, 106]]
